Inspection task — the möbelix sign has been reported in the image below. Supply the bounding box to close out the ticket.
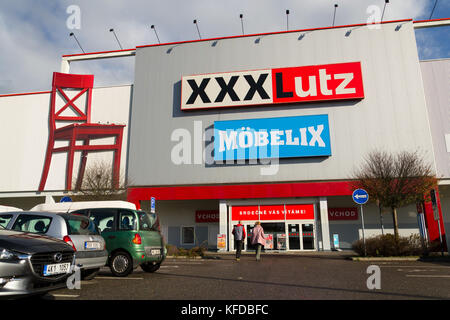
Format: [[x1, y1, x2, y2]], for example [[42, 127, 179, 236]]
[[214, 114, 331, 161], [181, 62, 364, 110]]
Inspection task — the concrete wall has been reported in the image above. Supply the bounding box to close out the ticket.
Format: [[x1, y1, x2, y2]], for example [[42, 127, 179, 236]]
[[141, 199, 219, 249], [420, 59, 450, 179], [327, 196, 421, 249], [0, 85, 132, 193], [128, 21, 436, 187]]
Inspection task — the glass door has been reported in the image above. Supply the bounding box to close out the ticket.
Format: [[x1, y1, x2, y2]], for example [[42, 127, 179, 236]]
[[246, 224, 256, 251], [301, 223, 315, 250], [260, 223, 286, 251], [288, 224, 301, 250]]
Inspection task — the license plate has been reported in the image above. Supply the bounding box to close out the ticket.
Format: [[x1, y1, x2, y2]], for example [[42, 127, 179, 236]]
[[43, 263, 70, 276], [85, 241, 101, 250], [151, 249, 160, 255]]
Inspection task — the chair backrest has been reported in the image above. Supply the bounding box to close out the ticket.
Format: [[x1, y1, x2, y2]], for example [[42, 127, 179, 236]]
[[50, 72, 94, 130]]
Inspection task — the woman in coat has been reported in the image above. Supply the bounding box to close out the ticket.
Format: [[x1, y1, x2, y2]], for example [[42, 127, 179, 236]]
[[250, 221, 266, 261]]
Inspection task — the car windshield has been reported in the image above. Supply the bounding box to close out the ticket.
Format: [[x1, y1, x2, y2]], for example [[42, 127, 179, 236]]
[[66, 215, 100, 235], [137, 211, 160, 231]]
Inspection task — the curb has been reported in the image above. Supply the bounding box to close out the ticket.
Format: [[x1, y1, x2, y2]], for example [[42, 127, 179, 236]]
[[166, 255, 203, 259], [350, 256, 420, 262]]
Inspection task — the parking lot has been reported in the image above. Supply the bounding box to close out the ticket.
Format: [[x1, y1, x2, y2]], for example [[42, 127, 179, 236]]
[[44, 254, 450, 300]]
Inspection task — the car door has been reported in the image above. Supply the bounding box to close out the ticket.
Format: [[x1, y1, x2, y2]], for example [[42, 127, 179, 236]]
[[85, 209, 119, 253]]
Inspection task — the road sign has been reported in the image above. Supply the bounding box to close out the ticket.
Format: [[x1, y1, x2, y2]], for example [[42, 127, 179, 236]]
[[60, 196, 72, 203], [352, 188, 368, 256], [150, 197, 156, 213], [352, 189, 369, 205]]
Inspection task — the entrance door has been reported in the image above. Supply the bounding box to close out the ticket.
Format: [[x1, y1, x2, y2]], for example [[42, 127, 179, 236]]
[[288, 224, 301, 250], [302, 223, 315, 250], [246, 224, 256, 251], [260, 223, 285, 250]]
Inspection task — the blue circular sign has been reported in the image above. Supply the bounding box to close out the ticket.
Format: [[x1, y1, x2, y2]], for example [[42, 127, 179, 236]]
[[352, 189, 369, 205], [60, 196, 72, 203]]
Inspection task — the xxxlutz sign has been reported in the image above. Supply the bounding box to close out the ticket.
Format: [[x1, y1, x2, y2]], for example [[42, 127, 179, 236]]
[[181, 62, 364, 110]]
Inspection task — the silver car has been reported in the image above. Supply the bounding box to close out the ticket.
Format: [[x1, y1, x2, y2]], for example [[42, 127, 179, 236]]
[[0, 211, 107, 280], [0, 225, 75, 298]]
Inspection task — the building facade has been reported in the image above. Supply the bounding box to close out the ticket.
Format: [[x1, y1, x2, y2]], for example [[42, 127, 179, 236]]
[[0, 19, 448, 252]]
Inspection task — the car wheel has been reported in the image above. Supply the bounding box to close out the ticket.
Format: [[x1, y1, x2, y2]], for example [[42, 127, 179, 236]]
[[110, 251, 133, 277], [140, 262, 161, 273], [81, 268, 100, 280]]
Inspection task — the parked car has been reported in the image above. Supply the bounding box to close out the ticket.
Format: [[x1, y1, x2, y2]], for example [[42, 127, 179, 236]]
[[31, 200, 167, 277], [0, 224, 75, 298], [0, 211, 107, 280], [0, 205, 22, 213]]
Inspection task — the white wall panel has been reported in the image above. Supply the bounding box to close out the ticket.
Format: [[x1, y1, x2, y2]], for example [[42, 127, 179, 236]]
[[0, 85, 132, 192]]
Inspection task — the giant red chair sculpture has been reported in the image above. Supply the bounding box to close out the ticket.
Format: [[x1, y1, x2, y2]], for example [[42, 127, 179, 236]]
[[39, 72, 125, 191]]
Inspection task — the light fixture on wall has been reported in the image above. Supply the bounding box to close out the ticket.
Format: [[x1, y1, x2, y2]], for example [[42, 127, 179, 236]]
[[193, 19, 202, 39], [381, 0, 390, 22], [332, 4, 338, 27], [150, 25, 161, 44], [286, 10, 290, 31], [429, 0, 439, 19], [109, 28, 123, 50], [240, 14, 244, 35], [69, 32, 85, 53]]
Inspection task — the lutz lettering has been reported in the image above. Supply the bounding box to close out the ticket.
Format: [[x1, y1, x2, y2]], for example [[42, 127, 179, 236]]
[[181, 62, 364, 110]]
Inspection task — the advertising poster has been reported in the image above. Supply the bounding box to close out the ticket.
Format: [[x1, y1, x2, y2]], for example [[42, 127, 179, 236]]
[[217, 234, 226, 249], [277, 234, 286, 250], [265, 234, 274, 249]]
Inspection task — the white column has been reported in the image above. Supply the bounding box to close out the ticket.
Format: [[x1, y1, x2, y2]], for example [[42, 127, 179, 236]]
[[319, 197, 331, 251], [219, 200, 228, 251], [61, 59, 70, 73]]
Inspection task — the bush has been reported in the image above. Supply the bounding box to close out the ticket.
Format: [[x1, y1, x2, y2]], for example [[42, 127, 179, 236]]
[[188, 246, 206, 257], [165, 244, 178, 256], [165, 243, 207, 257], [352, 234, 427, 257]]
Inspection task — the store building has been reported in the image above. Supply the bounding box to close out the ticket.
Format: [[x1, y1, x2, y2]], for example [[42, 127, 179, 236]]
[[0, 19, 449, 252]]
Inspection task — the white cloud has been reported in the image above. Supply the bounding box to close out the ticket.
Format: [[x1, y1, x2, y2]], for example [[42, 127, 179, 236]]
[[0, 0, 441, 94]]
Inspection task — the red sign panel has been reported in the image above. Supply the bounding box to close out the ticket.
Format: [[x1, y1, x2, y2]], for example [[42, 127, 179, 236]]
[[328, 207, 358, 221], [271, 62, 364, 104], [232, 204, 315, 221], [195, 210, 219, 223]]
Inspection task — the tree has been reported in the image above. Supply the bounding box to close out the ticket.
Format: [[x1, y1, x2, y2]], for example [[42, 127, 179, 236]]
[[72, 160, 128, 201], [352, 150, 438, 239]]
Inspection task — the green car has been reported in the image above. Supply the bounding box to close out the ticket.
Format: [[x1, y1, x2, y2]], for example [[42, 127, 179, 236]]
[[72, 207, 166, 277]]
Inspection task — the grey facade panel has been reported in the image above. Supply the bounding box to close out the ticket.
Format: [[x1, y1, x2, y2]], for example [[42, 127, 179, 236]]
[[128, 21, 436, 187], [420, 59, 450, 179]]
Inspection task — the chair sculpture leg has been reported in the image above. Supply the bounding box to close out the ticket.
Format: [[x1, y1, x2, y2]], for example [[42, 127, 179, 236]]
[[39, 138, 55, 191], [75, 139, 89, 190], [66, 134, 77, 191], [112, 132, 123, 190]]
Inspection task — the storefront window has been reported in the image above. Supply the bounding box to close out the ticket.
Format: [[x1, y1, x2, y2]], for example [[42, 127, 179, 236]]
[[182, 226, 195, 245]]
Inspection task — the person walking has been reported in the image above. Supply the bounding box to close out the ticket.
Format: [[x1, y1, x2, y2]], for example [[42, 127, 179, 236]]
[[232, 221, 246, 261], [250, 221, 266, 261]]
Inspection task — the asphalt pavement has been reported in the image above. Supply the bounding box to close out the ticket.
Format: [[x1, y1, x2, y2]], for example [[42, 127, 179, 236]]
[[44, 252, 450, 300]]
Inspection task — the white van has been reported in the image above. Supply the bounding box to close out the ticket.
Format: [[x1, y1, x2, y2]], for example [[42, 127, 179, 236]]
[[0, 205, 23, 212], [31, 200, 136, 213]]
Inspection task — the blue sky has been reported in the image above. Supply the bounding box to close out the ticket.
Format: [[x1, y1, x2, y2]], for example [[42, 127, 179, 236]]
[[0, 0, 448, 94]]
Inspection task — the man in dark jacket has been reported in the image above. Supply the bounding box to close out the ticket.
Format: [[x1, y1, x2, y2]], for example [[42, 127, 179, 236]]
[[232, 221, 246, 261]]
